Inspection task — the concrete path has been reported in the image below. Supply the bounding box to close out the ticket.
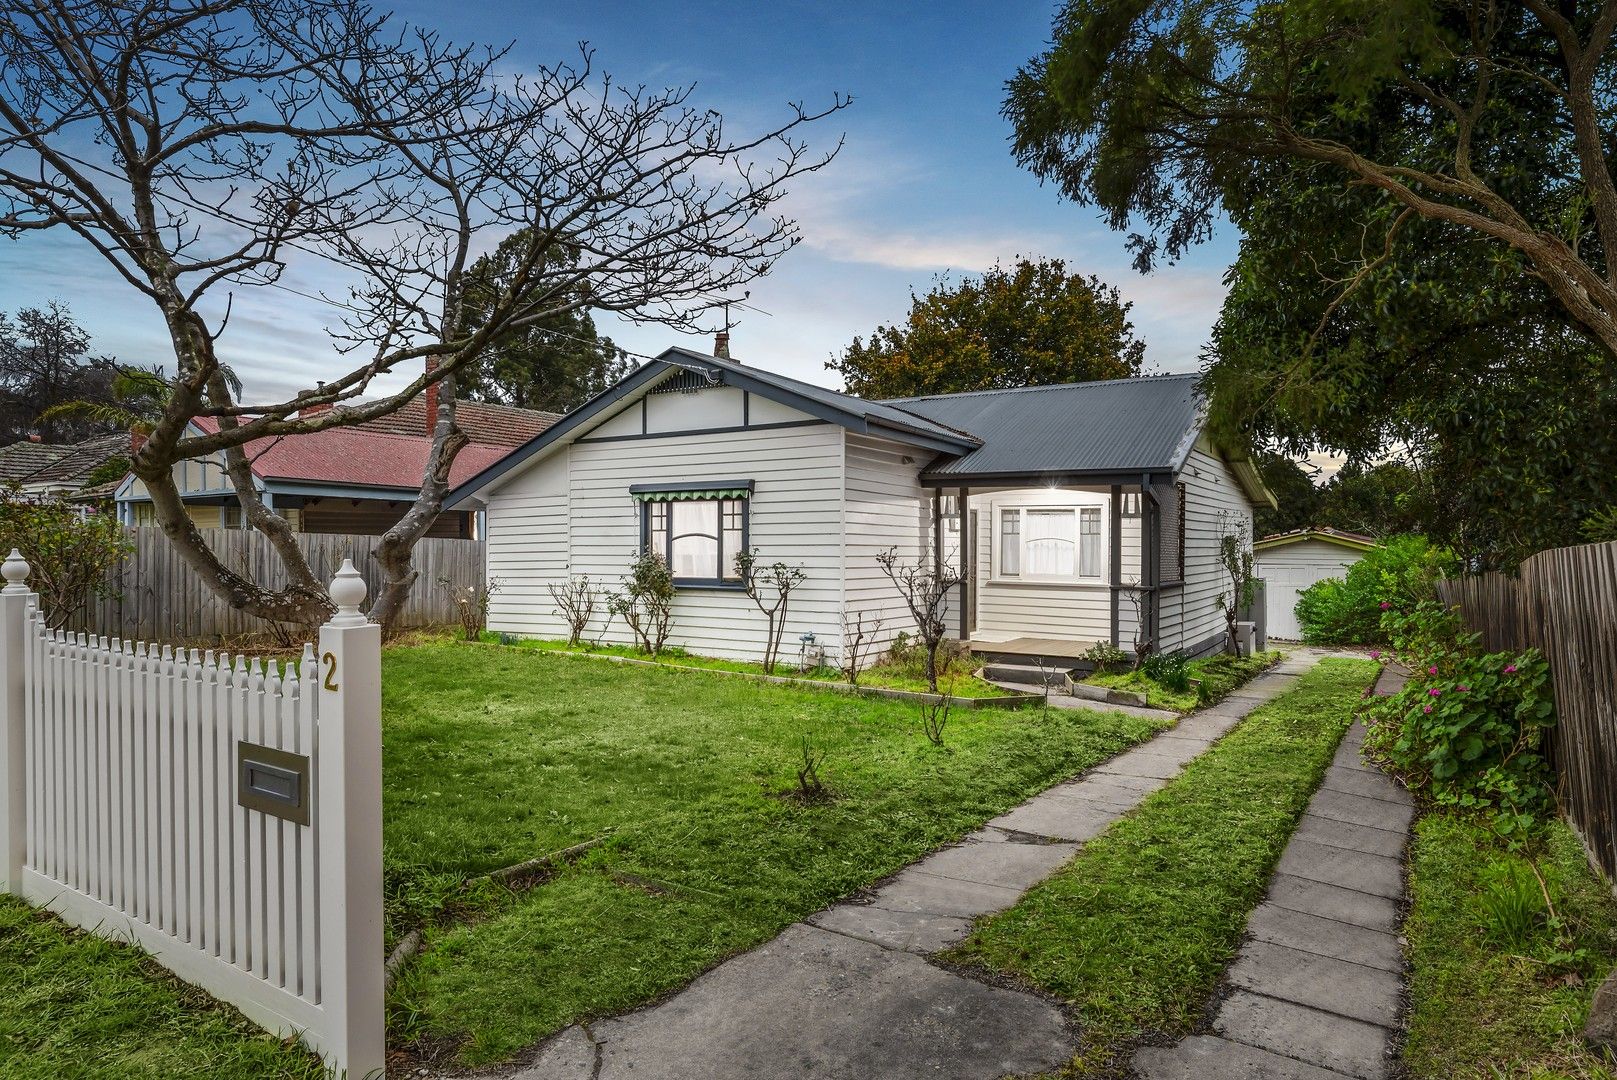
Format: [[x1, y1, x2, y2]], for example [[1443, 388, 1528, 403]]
[[502, 652, 1330, 1080], [1134, 693, 1415, 1080]]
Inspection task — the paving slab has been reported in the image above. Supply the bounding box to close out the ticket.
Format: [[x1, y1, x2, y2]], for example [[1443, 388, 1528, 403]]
[[861, 867, 1022, 918], [1275, 839, 1404, 899], [985, 793, 1124, 842], [1246, 903, 1404, 972], [1263, 873, 1401, 933], [911, 838, 1078, 890], [1227, 941, 1403, 1027], [1135, 1034, 1353, 1079], [515, 925, 1079, 1080], [1320, 766, 1412, 804], [1215, 991, 1394, 1079], [1092, 751, 1188, 780], [806, 904, 972, 954], [1292, 814, 1409, 859], [1300, 788, 1415, 833]]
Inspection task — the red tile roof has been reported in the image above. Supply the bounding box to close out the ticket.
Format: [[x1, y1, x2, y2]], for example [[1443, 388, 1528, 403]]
[[354, 398, 559, 448], [190, 417, 515, 491]]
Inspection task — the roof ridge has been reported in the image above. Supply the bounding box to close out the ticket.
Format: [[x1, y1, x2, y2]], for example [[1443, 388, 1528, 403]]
[[881, 371, 1199, 403]]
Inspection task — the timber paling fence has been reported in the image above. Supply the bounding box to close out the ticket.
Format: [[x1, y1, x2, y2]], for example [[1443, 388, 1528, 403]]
[[1436, 540, 1617, 882], [0, 550, 385, 1079], [71, 527, 484, 642]]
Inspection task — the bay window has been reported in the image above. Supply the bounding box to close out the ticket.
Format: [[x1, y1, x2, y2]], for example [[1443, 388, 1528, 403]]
[[632, 481, 752, 586], [997, 505, 1105, 582]]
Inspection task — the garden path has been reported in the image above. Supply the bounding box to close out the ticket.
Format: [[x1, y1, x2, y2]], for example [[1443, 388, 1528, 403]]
[[494, 651, 1333, 1080], [1133, 663, 1415, 1080]]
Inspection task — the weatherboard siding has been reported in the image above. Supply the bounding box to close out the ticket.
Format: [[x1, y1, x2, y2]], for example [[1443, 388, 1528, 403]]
[[842, 433, 934, 656], [1156, 440, 1253, 656]]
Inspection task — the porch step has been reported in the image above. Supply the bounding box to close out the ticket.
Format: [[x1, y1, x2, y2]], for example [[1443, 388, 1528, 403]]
[[980, 662, 1076, 689]]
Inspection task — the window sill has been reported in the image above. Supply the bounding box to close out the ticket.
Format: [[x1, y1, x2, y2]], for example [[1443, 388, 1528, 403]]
[[672, 580, 750, 592], [987, 576, 1110, 589]]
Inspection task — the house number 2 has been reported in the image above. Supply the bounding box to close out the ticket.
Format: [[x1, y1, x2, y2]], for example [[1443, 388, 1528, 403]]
[[322, 651, 340, 691]]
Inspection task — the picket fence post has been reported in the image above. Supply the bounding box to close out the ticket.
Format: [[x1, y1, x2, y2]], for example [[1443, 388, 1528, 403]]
[[316, 558, 385, 1079], [0, 549, 27, 894]]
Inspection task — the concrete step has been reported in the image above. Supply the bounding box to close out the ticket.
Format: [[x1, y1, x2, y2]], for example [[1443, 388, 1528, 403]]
[[980, 662, 1073, 688]]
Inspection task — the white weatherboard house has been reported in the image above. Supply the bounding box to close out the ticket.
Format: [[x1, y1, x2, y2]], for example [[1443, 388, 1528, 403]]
[[448, 349, 1275, 667], [1253, 527, 1379, 640]]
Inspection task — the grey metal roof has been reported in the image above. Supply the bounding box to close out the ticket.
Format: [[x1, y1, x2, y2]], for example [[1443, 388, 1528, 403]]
[[883, 374, 1205, 480]]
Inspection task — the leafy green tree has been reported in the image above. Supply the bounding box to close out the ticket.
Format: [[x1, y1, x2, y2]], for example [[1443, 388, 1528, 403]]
[[0, 302, 118, 444], [456, 231, 631, 414], [1005, 1, 1617, 358], [1252, 452, 1320, 538], [0, 492, 132, 627], [827, 258, 1144, 397]]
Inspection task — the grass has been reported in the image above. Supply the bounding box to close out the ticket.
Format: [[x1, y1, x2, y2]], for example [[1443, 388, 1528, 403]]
[[1402, 812, 1617, 1080], [0, 897, 324, 1079], [480, 633, 1012, 698], [1082, 650, 1282, 712], [945, 657, 1377, 1075], [382, 641, 1170, 1065]]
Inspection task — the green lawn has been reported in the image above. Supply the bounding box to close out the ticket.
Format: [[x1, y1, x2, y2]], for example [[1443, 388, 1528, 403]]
[[1402, 813, 1617, 1080], [382, 641, 1169, 1065], [945, 657, 1376, 1076], [481, 634, 1014, 698], [0, 898, 323, 1079], [1082, 650, 1283, 712]]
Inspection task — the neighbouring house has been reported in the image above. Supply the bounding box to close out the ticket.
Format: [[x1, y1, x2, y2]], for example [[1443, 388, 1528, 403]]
[[447, 346, 1276, 666], [1253, 527, 1379, 640], [114, 394, 559, 538], [0, 432, 131, 507]]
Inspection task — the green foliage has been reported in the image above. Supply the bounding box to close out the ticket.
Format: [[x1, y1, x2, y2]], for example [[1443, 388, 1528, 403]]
[[1582, 506, 1617, 543], [1086, 650, 1280, 714], [605, 553, 675, 656], [1363, 603, 1557, 837], [0, 494, 131, 627], [1140, 651, 1191, 693], [1403, 814, 1617, 1079], [1213, 515, 1256, 653], [827, 257, 1144, 398], [1081, 639, 1128, 673], [1294, 534, 1456, 645], [81, 453, 130, 488], [951, 659, 1376, 1073], [456, 229, 631, 413]]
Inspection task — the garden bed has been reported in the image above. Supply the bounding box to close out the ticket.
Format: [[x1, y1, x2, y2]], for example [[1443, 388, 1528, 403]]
[[477, 633, 1029, 705], [1079, 650, 1284, 712]]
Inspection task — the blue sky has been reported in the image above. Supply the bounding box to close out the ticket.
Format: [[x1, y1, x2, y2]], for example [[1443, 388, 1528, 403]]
[[0, 1, 1237, 404]]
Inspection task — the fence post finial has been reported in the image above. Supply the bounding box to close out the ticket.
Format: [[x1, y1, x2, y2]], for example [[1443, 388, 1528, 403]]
[[327, 558, 368, 628], [1, 549, 27, 593]]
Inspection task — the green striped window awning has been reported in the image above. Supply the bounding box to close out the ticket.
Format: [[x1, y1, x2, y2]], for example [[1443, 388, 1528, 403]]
[[628, 480, 754, 502]]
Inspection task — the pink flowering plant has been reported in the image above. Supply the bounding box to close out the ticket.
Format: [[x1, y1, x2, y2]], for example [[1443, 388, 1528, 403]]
[[1362, 600, 1557, 839]]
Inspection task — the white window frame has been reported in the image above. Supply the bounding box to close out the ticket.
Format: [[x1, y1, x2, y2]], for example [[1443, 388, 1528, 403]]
[[991, 501, 1110, 585]]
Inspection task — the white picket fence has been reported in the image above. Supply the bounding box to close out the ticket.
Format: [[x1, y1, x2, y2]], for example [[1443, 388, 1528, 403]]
[[0, 549, 384, 1079]]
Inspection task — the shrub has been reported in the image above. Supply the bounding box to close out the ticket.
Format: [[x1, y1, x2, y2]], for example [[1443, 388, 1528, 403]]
[[437, 575, 498, 642], [1362, 601, 1556, 838], [1141, 651, 1192, 693], [1295, 534, 1458, 646], [0, 493, 132, 627], [1081, 640, 1128, 673], [607, 553, 675, 655]]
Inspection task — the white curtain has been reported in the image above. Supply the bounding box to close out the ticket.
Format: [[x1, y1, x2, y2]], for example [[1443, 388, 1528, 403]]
[[1024, 510, 1076, 576]]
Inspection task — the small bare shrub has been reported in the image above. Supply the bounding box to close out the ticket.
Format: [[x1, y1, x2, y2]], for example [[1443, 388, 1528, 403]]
[[838, 609, 884, 686], [608, 553, 675, 655], [437, 575, 499, 641], [876, 547, 962, 692], [547, 575, 601, 646], [794, 735, 827, 800], [735, 549, 806, 674]]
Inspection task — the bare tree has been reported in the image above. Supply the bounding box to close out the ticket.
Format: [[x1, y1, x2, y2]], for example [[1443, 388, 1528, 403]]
[[875, 547, 962, 692], [837, 608, 884, 686], [548, 576, 601, 647], [736, 550, 806, 674], [0, 1, 845, 631]]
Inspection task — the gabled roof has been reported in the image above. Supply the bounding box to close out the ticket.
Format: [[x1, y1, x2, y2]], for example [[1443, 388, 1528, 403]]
[[1254, 527, 1379, 553], [189, 416, 510, 492], [884, 374, 1203, 482]]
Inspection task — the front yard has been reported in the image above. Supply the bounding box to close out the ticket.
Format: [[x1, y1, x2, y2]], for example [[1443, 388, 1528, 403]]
[[380, 641, 1167, 1065]]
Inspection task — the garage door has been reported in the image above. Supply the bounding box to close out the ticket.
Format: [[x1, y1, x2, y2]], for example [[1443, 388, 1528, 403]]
[[1263, 564, 1348, 640]]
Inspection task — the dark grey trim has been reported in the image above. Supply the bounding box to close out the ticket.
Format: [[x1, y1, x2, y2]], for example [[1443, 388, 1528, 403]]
[[628, 479, 755, 496], [576, 419, 825, 444], [742, 390, 750, 426], [957, 485, 970, 640], [1109, 483, 1123, 648], [1182, 628, 1227, 661], [919, 469, 1174, 489], [639, 489, 752, 588]]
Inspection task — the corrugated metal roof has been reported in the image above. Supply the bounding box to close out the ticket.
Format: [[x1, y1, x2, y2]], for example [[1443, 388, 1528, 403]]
[[883, 374, 1204, 479]]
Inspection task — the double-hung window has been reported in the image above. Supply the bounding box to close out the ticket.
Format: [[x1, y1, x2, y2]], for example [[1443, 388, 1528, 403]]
[[632, 481, 752, 586], [997, 505, 1105, 582]]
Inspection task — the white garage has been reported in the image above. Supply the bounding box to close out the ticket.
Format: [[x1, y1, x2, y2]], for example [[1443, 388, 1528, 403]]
[[1253, 528, 1378, 640]]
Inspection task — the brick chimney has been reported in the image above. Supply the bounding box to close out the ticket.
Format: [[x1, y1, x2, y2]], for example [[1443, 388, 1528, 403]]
[[714, 329, 731, 360], [298, 380, 332, 417], [424, 357, 439, 434], [27, 434, 41, 443], [129, 430, 147, 454]]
